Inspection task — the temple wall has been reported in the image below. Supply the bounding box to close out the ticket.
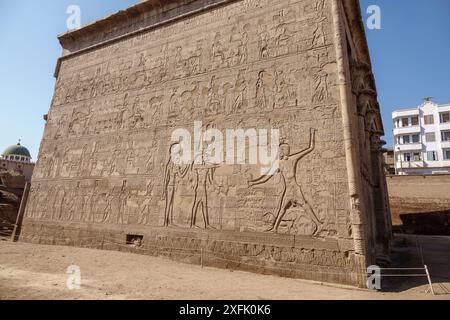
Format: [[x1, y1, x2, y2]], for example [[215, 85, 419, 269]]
[[20, 0, 387, 287]]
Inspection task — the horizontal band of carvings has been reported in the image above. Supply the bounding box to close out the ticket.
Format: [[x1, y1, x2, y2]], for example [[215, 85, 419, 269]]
[[22, 218, 349, 251], [55, 0, 242, 77], [52, 42, 333, 107]]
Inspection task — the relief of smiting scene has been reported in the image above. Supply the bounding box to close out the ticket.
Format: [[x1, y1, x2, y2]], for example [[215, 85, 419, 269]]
[[26, 0, 353, 240]]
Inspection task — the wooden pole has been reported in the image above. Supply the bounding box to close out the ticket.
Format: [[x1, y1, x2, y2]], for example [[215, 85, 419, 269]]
[[11, 182, 31, 242]]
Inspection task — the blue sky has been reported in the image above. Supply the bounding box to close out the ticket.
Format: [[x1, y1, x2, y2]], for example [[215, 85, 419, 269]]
[[1, 0, 449, 159]]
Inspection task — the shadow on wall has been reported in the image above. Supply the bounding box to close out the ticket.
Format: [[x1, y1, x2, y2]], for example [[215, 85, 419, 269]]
[[392, 211, 450, 236]]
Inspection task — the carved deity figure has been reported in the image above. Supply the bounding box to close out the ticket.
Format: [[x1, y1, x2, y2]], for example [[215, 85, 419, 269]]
[[174, 46, 188, 78], [233, 70, 247, 113], [238, 24, 249, 64], [312, 68, 329, 103], [273, 13, 292, 56], [255, 70, 272, 111], [187, 40, 203, 75], [248, 129, 322, 234], [138, 180, 156, 225], [312, 17, 326, 47], [129, 97, 145, 129], [258, 23, 269, 59], [274, 68, 295, 108], [162, 143, 190, 227], [229, 25, 249, 66], [206, 76, 222, 115], [117, 186, 128, 225], [211, 32, 226, 70]]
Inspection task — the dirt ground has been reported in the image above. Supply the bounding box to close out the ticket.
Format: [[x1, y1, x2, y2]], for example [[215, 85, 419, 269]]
[[0, 235, 449, 300]]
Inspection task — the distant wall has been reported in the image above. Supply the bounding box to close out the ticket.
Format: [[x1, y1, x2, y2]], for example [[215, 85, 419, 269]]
[[0, 160, 34, 182], [386, 174, 450, 234]]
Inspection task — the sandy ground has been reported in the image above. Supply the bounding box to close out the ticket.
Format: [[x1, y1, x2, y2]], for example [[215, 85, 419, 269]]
[[0, 236, 449, 300]]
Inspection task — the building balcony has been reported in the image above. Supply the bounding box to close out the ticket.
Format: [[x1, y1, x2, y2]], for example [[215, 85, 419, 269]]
[[439, 123, 450, 131], [394, 143, 423, 151], [441, 141, 450, 149], [424, 160, 450, 168], [393, 126, 421, 136], [395, 161, 424, 169], [392, 109, 419, 118]]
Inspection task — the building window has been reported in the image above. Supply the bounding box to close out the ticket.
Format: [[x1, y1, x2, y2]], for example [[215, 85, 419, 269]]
[[401, 117, 409, 127], [413, 152, 422, 161], [412, 134, 420, 143], [444, 149, 450, 160], [411, 116, 419, 126], [427, 151, 438, 161], [442, 131, 450, 142], [440, 113, 450, 124], [424, 115, 434, 125], [402, 135, 410, 144], [403, 153, 411, 162], [426, 132, 436, 142]]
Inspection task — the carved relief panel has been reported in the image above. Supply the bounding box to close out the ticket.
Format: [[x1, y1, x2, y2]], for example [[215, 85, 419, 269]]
[[29, 0, 352, 242]]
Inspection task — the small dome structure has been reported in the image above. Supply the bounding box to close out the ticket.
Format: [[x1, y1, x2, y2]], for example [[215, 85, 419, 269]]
[[1, 141, 32, 163]]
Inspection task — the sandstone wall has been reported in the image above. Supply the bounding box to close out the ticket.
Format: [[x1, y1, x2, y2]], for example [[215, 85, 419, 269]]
[[20, 0, 389, 286], [387, 174, 450, 234]]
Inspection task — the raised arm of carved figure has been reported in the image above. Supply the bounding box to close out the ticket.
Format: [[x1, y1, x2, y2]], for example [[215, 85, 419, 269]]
[[248, 172, 275, 187], [207, 167, 225, 194], [290, 128, 316, 160]]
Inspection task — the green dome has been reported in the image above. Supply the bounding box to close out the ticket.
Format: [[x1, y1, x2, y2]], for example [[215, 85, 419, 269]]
[[2, 143, 31, 158]]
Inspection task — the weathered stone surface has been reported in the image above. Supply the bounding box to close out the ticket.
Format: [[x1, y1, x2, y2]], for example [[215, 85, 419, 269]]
[[21, 0, 391, 287], [0, 171, 26, 236], [387, 174, 450, 235]]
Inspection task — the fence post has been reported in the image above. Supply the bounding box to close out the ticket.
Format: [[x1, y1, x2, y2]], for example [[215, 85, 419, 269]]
[[424, 265, 435, 295]]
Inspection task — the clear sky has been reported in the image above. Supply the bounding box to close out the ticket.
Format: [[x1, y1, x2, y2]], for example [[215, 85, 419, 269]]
[[1, 0, 449, 159]]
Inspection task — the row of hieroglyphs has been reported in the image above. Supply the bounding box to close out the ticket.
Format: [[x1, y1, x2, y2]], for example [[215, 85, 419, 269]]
[[30, 118, 351, 237], [45, 58, 335, 142], [26, 161, 349, 238], [35, 109, 342, 181], [51, 0, 330, 106]]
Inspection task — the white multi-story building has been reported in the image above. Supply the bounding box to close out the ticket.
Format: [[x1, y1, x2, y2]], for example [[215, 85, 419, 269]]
[[392, 99, 450, 175]]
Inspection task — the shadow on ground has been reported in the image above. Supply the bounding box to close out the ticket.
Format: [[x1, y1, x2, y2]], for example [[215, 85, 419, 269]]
[[382, 234, 450, 296]]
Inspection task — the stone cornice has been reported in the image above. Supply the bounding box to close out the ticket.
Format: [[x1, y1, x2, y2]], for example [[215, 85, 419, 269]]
[[54, 0, 240, 78], [57, 0, 239, 56]]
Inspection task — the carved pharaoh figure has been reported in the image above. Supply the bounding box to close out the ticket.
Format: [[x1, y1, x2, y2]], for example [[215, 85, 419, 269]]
[[232, 70, 248, 113], [189, 152, 220, 229], [249, 129, 322, 234]]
